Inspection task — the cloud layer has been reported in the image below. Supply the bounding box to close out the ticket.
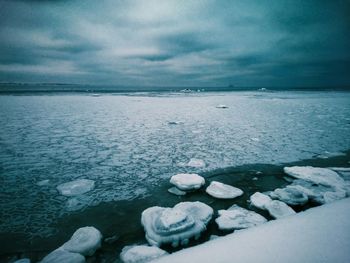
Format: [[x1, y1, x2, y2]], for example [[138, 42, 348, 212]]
[[0, 0, 349, 87]]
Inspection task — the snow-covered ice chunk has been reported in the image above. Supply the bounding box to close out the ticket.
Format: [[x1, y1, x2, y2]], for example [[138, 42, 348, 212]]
[[269, 187, 308, 206], [141, 202, 213, 247], [215, 205, 267, 230], [57, 179, 95, 197], [250, 192, 272, 210], [284, 166, 345, 189], [62, 226, 102, 256], [187, 158, 206, 168], [168, 187, 186, 196], [265, 200, 296, 219], [40, 249, 85, 263], [206, 181, 243, 199], [170, 173, 205, 191], [174, 201, 214, 225], [120, 245, 168, 263], [216, 104, 228, 109], [323, 189, 347, 204]]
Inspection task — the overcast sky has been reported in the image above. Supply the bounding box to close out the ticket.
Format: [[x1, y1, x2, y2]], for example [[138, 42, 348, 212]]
[[0, 0, 349, 87]]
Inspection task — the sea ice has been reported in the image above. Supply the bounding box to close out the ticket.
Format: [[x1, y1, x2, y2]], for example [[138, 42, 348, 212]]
[[250, 192, 272, 210], [269, 187, 308, 206], [187, 158, 206, 168], [40, 249, 85, 263], [265, 200, 296, 219], [283, 166, 345, 189], [168, 187, 186, 196], [57, 179, 95, 197], [205, 181, 243, 199], [120, 245, 168, 263], [141, 202, 213, 247], [62, 226, 102, 256], [170, 173, 205, 191], [215, 205, 267, 230]]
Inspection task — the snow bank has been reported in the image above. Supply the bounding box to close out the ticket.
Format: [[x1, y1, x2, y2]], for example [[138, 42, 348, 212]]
[[57, 179, 95, 196], [169, 173, 205, 191], [154, 198, 350, 263], [206, 181, 243, 199]]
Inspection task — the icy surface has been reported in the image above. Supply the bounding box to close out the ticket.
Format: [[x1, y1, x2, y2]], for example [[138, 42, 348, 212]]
[[283, 166, 345, 189], [206, 181, 243, 199], [269, 187, 308, 205], [61, 226, 102, 256], [250, 192, 272, 209], [170, 173, 205, 191], [216, 205, 267, 230], [154, 198, 350, 263], [0, 91, 350, 237], [120, 245, 167, 263], [40, 249, 85, 263], [141, 202, 213, 247], [265, 200, 296, 219], [57, 179, 95, 197]]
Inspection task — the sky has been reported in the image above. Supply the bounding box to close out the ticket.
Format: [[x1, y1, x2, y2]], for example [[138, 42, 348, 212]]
[[0, 0, 349, 87]]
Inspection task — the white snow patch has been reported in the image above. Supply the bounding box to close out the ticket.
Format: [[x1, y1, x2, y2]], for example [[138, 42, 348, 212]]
[[250, 192, 272, 210], [170, 173, 205, 191], [206, 181, 243, 199], [120, 245, 167, 263], [57, 179, 95, 197], [154, 198, 350, 263], [62, 226, 102, 256], [216, 205, 267, 230]]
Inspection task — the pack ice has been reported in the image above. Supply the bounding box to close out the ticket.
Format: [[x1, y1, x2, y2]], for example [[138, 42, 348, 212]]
[[170, 173, 205, 191]]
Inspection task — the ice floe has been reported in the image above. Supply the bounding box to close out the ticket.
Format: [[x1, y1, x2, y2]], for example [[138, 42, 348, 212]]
[[170, 173, 205, 191], [141, 201, 213, 247], [265, 200, 296, 219], [215, 205, 267, 231], [205, 181, 243, 199], [57, 179, 95, 197], [62, 226, 102, 256], [120, 245, 168, 263], [40, 249, 85, 263], [167, 187, 186, 196], [187, 158, 206, 168], [269, 187, 308, 206], [250, 192, 272, 210], [283, 166, 345, 189]]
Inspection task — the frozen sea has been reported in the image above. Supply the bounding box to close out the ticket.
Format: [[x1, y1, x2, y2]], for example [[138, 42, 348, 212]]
[[0, 90, 350, 255]]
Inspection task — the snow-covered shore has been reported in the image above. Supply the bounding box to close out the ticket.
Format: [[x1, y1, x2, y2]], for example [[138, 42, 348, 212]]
[[153, 198, 350, 263]]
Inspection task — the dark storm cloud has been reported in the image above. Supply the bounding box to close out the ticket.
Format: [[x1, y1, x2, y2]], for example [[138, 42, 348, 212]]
[[0, 0, 349, 87]]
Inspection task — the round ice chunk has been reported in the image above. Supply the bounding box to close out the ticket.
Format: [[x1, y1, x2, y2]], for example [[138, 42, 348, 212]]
[[40, 249, 85, 263], [170, 173, 205, 191], [187, 158, 206, 168], [57, 179, 95, 197], [216, 205, 267, 230], [250, 192, 272, 210], [206, 181, 243, 199], [141, 202, 213, 247], [120, 245, 168, 263], [62, 226, 102, 256], [174, 201, 214, 225], [283, 166, 345, 189], [265, 200, 296, 219], [269, 187, 308, 206]]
